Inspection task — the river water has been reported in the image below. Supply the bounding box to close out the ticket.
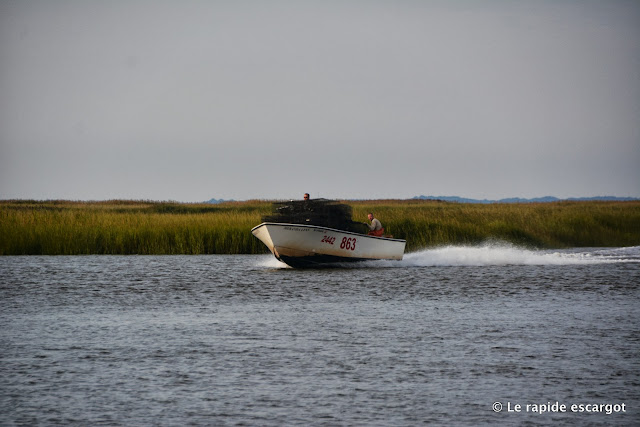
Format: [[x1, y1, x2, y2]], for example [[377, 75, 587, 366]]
[[1, 245, 639, 426]]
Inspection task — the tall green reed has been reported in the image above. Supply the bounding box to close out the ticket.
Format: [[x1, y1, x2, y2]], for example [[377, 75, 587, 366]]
[[1, 200, 639, 255]]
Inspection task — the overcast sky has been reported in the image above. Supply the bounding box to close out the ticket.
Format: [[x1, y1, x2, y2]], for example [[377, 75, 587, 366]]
[[1, 0, 639, 202]]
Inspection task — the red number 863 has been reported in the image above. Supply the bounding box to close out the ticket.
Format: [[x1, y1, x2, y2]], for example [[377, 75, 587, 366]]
[[340, 237, 356, 251]]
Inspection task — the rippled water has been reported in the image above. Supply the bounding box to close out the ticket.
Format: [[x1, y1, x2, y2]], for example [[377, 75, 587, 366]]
[[1, 245, 639, 426]]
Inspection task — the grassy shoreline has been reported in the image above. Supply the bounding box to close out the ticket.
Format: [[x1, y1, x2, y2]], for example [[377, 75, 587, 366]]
[[1, 199, 639, 255]]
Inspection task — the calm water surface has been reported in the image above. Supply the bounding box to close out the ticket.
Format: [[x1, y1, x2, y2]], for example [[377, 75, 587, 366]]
[[1, 245, 639, 426]]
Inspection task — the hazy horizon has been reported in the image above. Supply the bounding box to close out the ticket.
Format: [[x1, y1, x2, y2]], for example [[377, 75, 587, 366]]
[[2, 1, 639, 202], [1, 194, 638, 204]]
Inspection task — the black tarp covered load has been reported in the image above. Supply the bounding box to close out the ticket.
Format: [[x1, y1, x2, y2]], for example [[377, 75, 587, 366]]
[[262, 199, 367, 233]]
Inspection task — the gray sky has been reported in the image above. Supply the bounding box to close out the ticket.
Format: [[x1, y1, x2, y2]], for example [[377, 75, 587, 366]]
[[1, 0, 639, 202]]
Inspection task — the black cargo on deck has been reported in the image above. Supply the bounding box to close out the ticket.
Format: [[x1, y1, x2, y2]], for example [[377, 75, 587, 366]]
[[262, 199, 367, 234]]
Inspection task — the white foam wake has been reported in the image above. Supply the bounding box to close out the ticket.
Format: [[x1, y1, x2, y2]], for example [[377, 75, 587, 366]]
[[254, 245, 640, 269], [395, 244, 640, 267]]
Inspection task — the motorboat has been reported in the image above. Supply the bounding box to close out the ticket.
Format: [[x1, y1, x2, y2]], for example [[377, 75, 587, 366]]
[[251, 199, 406, 268]]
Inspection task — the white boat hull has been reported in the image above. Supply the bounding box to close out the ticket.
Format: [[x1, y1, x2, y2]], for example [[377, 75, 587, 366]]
[[251, 222, 406, 268]]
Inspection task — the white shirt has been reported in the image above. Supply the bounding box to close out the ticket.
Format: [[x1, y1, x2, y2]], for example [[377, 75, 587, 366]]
[[367, 218, 382, 231]]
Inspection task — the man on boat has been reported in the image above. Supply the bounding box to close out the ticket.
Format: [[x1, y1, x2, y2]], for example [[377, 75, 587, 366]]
[[365, 213, 384, 237]]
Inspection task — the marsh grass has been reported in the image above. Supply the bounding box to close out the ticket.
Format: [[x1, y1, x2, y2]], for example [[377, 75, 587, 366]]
[[350, 200, 640, 250], [1, 199, 639, 255], [0, 200, 269, 255]]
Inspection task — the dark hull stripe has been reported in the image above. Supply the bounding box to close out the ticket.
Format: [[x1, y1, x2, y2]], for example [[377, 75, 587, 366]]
[[277, 254, 371, 269]]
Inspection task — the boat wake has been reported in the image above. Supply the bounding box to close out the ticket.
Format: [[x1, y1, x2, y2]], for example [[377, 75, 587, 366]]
[[383, 244, 640, 267], [256, 244, 640, 269]]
